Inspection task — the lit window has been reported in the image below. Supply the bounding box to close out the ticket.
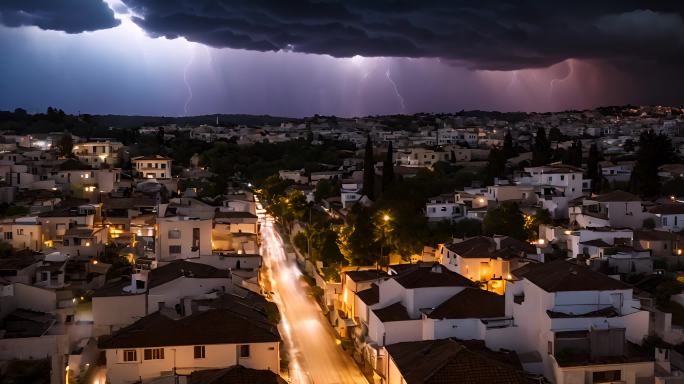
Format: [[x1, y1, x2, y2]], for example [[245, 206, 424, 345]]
[[123, 350, 137, 362], [143, 348, 164, 360]]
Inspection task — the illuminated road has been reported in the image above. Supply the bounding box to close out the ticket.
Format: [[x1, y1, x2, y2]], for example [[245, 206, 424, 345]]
[[258, 205, 367, 384]]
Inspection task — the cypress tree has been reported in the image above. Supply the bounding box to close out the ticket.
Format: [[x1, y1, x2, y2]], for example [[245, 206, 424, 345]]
[[503, 130, 517, 159], [362, 135, 375, 200], [532, 127, 551, 166], [382, 141, 394, 191]]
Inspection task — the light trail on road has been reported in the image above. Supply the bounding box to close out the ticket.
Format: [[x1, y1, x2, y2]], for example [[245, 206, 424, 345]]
[[258, 202, 367, 384]]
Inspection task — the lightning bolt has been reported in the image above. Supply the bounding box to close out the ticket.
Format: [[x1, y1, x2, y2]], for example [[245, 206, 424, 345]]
[[549, 59, 575, 99], [385, 66, 406, 113], [182, 49, 196, 116]]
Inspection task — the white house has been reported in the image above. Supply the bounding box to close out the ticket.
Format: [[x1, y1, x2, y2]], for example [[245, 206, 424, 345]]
[[381, 339, 531, 384], [424, 194, 458, 222], [438, 236, 536, 293], [341, 181, 363, 209], [132, 155, 173, 179], [156, 216, 212, 261], [492, 260, 652, 383], [92, 260, 231, 336], [650, 202, 684, 232], [571, 190, 651, 229], [72, 141, 123, 168], [98, 308, 280, 384]]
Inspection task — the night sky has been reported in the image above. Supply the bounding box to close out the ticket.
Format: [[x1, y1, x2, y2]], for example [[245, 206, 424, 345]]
[[1, 1, 683, 117]]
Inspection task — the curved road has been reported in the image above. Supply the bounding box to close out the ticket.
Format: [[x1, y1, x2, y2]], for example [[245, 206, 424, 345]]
[[258, 207, 367, 384]]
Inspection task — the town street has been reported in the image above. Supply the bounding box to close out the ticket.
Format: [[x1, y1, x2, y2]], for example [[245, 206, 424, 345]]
[[258, 207, 368, 384]]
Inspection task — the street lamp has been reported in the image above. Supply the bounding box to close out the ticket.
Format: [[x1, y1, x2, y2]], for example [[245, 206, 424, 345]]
[[379, 213, 391, 269]]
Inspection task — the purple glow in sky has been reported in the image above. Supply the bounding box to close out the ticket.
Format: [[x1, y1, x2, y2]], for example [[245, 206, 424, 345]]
[[0, 0, 682, 117]]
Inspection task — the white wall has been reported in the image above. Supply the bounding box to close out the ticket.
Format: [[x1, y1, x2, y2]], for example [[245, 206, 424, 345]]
[[105, 342, 279, 384]]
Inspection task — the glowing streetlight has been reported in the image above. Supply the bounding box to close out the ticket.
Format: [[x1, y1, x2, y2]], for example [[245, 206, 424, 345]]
[[383, 214, 390, 222]]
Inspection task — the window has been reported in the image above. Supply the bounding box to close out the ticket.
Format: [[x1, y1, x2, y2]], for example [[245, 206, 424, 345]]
[[547, 341, 553, 355], [592, 370, 621, 383], [168, 229, 181, 239], [239, 345, 250, 358], [3, 232, 11, 240], [560, 175, 565, 181], [123, 349, 137, 362], [143, 348, 164, 360], [16, 228, 24, 235], [161, 163, 167, 169], [440, 207, 447, 212], [169, 245, 182, 254], [194, 345, 206, 359]]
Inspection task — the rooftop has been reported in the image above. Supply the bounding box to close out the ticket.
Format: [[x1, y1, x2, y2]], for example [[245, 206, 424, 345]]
[[188, 365, 286, 384], [98, 308, 280, 349], [385, 339, 530, 384], [512, 259, 630, 292], [394, 264, 475, 289], [428, 288, 505, 319]]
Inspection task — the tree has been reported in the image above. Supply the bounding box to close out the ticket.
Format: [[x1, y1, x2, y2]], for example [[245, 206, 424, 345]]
[[382, 141, 394, 191], [337, 204, 378, 265], [630, 130, 676, 198], [362, 135, 375, 200], [564, 140, 582, 167], [531, 127, 552, 166], [57, 131, 74, 157], [587, 143, 602, 193], [451, 218, 483, 238], [524, 209, 552, 240], [485, 147, 506, 184], [482, 202, 527, 241], [503, 130, 517, 159], [548, 127, 562, 142]]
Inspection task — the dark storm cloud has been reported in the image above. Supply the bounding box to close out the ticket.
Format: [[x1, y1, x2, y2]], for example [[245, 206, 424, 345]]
[[120, 0, 684, 70], [0, 0, 120, 33]]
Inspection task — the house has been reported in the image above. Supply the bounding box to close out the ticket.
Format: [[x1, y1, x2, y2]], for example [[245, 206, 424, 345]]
[[424, 194, 458, 222], [565, 227, 634, 259], [156, 215, 212, 261], [438, 236, 536, 293], [496, 260, 652, 383], [366, 264, 475, 350], [92, 260, 231, 335], [634, 229, 684, 258], [381, 339, 532, 384], [98, 308, 280, 384], [53, 159, 121, 194], [57, 226, 106, 259], [186, 365, 286, 384], [214, 211, 259, 237], [72, 141, 123, 168], [132, 155, 173, 179], [0, 216, 43, 251], [341, 181, 363, 209], [38, 202, 98, 244], [340, 269, 387, 322], [571, 190, 650, 229], [516, 163, 589, 219], [601, 161, 633, 183], [278, 169, 306, 184], [580, 241, 653, 274], [649, 203, 684, 232], [422, 288, 506, 341]]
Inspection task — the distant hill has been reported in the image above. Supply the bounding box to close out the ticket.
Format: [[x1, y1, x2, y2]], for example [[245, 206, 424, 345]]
[[90, 114, 301, 129]]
